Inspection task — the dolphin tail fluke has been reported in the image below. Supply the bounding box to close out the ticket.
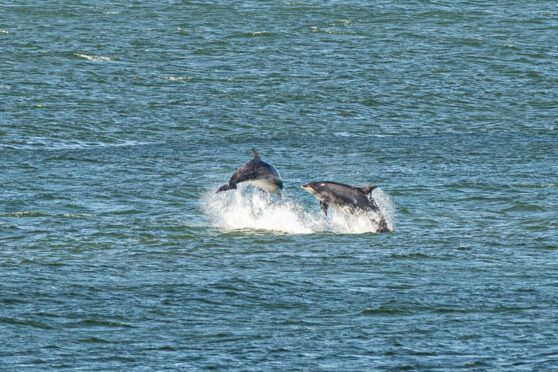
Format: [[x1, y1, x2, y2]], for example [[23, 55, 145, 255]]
[[377, 217, 391, 233], [216, 183, 237, 193], [251, 148, 260, 159], [359, 185, 377, 195]]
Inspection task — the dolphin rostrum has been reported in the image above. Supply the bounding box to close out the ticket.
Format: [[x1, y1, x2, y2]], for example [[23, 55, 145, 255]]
[[301, 181, 390, 232], [217, 149, 283, 193]]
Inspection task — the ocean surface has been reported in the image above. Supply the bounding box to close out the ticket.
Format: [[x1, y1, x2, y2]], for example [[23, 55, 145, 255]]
[[1, 1, 557, 370]]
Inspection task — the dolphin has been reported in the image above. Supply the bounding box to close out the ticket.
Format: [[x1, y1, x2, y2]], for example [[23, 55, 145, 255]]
[[216, 149, 283, 193], [301, 181, 391, 232]]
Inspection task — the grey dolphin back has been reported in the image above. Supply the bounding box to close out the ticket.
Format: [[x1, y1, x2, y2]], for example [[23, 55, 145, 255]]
[[216, 161, 258, 193], [228, 160, 263, 185], [216, 149, 282, 193]]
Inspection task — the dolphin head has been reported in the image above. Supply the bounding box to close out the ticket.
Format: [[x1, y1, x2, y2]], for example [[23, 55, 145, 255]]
[[267, 178, 283, 193], [301, 182, 322, 196], [267, 177, 283, 193]]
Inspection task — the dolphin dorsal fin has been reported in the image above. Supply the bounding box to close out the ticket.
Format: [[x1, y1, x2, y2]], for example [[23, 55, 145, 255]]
[[359, 185, 377, 195], [251, 148, 261, 159]]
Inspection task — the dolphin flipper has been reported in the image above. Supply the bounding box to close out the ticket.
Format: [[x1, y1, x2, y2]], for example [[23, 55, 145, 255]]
[[320, 200, 329, 216]]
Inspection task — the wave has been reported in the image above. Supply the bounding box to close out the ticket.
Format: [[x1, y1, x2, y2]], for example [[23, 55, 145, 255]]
[[73, 53, 113, 62], [202, 185, 395, 235], [0, 138, 158, 150], [165, 76, 193, 82]]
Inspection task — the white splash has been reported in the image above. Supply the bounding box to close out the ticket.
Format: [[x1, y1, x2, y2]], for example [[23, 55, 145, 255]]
[[328, 210, 385, 234], [202, 186, 395, 235], [203, 187, 320, 234], [373, 188, 396, 232]]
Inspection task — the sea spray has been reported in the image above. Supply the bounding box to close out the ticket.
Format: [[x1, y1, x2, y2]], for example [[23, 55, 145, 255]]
[[202, 185, 395, 235], [374, 188, 396, 232], [203, 186, 322, 234]]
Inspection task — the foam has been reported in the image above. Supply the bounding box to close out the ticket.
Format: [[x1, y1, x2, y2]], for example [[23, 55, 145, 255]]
[[202, 185, 395, 235]]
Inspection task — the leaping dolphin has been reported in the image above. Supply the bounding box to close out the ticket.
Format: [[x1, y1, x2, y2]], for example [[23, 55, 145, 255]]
[[217, 149, 283, 193], [301, 181, 390, 232]]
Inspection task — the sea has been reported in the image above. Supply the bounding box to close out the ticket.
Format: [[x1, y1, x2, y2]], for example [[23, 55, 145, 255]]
[[1, 1, 557, 370]]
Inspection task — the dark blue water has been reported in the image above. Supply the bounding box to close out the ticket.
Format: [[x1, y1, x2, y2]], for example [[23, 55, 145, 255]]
[[1, 1, 557, 370]]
